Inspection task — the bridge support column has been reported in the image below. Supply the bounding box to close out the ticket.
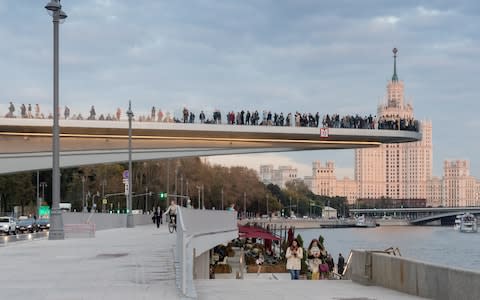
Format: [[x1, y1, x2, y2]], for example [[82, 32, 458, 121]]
[[194, 250, 210, 280]]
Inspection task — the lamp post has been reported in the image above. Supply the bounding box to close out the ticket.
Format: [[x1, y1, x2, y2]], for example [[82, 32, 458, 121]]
[[81, 176, 86, 211], [196, 186, 201, 209], [46, 0, 67, 240], [40, 182, 48, 202], [221, 187, 224, 210], [126, 101, 134, 228], [243, 192, 246, 219], [144, 186, 149, 213]]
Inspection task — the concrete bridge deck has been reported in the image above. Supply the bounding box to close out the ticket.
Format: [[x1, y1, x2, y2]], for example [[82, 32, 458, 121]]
[[0, 223, 431, 300]]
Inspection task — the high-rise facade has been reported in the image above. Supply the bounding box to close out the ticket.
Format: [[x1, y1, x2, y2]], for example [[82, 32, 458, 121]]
[[426, 176, 443, 207], [443, 160, 478, 207], [355, 49, 432, 201], [305, 161, 358, 205]]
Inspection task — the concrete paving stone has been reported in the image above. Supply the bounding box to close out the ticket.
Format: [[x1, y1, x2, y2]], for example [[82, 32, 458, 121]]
[[0, 225, 180, 300], [195, 279, 428, 300]]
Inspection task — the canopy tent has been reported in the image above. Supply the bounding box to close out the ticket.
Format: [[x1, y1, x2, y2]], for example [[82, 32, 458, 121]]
[[238, 225, 280, 241]]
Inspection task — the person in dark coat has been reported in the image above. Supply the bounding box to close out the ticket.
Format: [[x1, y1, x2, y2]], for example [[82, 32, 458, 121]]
[[337, 253, 345, 275]]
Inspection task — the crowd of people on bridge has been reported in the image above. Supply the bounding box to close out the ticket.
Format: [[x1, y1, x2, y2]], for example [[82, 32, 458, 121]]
[[3, 102, 419, 132]]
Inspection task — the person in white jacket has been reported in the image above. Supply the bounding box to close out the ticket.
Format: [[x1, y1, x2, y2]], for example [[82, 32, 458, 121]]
[[285, 238, 303, 280]]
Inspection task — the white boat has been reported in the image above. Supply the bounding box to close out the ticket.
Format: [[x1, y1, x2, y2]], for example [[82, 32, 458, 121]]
[[459, 213, 478, 233], [355, 215, 376, 228], [453, 215, 461, 231]]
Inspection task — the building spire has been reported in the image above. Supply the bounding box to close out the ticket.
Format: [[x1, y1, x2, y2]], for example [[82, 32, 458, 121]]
[[392, 48, 399, 82]]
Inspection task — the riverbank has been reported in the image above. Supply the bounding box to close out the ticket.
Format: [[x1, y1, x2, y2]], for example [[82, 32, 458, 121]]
[[239, 218, 411, 229]]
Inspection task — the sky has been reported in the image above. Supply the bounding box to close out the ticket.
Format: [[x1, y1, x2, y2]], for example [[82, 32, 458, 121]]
[[0, 0, 479, 179]]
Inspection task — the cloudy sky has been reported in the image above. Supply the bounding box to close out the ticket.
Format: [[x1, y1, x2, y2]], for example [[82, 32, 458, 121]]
[[0, 0, 479, 178]]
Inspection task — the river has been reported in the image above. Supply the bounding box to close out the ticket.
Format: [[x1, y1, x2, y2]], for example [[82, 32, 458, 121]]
[[296, 226, 480, 272]]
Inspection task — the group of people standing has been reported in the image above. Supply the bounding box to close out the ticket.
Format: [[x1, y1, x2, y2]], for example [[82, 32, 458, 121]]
[[285, 238, 345, 280]]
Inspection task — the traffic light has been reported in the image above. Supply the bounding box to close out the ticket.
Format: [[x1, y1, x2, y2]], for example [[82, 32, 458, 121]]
[[159, 192, 167, 199]]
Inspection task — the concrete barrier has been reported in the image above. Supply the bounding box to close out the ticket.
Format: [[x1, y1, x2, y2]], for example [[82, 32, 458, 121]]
[[62, 212, 153, 230], [348, 249, 480, 300]]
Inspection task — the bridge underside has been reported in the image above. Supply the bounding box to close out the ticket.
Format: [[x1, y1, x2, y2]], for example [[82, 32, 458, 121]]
[[0, 119, 421, 174]]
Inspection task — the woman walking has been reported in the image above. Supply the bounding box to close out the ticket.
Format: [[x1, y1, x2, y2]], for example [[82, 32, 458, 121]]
[[285, 238, 303, 280]]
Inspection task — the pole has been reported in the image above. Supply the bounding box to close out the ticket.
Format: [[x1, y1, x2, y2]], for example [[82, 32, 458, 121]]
[[180, 175, 183, 196], [201, 184, 204, 209], [166, 159, 170, 201], [197, 187, 201, 209], [186, 180, 189, 198], [243, 192, 247, 217], [289, 196, 291, 216], [221, 187, 224, 210], [126, 101, 134, 228], [266, 194, 269, 216], [174, 168, 178, 197], [49, 12, 64, 240], [81, 177, 86, 212], [145, 186, 148, 213], [36, 170, 40, 217]]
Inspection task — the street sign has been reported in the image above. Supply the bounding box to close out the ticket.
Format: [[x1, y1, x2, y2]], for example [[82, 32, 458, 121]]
[[124, 183, 129, 195], [122, 178, 128, 184], [102, 198, 107, 205], [320, 127, 329, 138], [122, 170, 129, 179], [39, 206, 50, 217]]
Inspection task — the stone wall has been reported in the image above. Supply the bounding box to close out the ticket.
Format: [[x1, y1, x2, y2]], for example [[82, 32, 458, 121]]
[[62, 212, 154, 230], [347, 250, 480, 300]]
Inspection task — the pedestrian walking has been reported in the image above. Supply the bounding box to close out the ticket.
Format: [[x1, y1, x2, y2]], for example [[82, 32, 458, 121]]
[[337, 253, 345, 275]]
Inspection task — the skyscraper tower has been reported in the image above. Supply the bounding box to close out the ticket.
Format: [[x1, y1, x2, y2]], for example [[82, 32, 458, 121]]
[[355, 49, 432, 201]]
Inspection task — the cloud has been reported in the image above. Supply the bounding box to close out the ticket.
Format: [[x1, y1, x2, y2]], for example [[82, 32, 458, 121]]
[[372, 16, 400, 25]]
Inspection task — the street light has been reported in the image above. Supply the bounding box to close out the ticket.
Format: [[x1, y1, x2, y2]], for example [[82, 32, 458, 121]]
[[45, 0, 67, 240], [126, 101, 134, 228], [196, 186, 201, 209]]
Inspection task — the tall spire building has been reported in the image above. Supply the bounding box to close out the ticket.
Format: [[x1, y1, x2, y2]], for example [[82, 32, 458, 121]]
[[355, 49, 433, 201]]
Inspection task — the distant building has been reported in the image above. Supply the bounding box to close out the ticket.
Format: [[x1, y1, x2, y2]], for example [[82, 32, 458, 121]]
[[355, 48, 432, 202], [322, 206, 337, 219], [443, 160, 478, 207], [426, 176, 443, 207], [259, 165, 298, 188], [305, 161, 336, 197], [305, 161, 357, 205]]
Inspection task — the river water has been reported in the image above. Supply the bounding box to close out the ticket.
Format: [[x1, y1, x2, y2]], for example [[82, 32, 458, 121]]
[[296, 226, 480, 272]]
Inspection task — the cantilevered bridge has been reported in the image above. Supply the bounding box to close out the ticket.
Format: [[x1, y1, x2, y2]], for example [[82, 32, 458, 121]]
[[0, 118, 421, 174]]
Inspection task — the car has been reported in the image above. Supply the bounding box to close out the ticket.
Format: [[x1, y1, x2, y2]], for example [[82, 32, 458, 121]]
[[36, 218, 50, 231], [15, 218, 38, 233], [0, 217, 17, 235]]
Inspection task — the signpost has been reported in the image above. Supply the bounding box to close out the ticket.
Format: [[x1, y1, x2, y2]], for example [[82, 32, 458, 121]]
[[320, 127, 329, 138]]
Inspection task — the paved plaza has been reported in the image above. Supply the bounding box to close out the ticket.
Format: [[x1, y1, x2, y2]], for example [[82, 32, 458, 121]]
[[0, 225, 180, 300], [0, 225, 428, 300]]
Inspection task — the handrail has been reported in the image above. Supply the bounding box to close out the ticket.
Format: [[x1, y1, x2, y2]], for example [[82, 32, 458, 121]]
[[176, 207, 238, 298]]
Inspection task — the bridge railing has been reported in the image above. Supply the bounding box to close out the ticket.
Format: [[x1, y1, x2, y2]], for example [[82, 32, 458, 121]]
[[176, 207, 238, 298]]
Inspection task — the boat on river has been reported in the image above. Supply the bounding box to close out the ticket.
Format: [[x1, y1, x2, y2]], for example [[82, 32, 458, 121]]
[[355, 215, 376, 228], [453, 215, 461, 231], [459, 213, 477, 233]]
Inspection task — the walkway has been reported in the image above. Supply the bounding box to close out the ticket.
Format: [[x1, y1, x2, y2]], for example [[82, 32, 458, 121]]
[[0, 225, 180, 300], [196, 279, 428, 300]]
